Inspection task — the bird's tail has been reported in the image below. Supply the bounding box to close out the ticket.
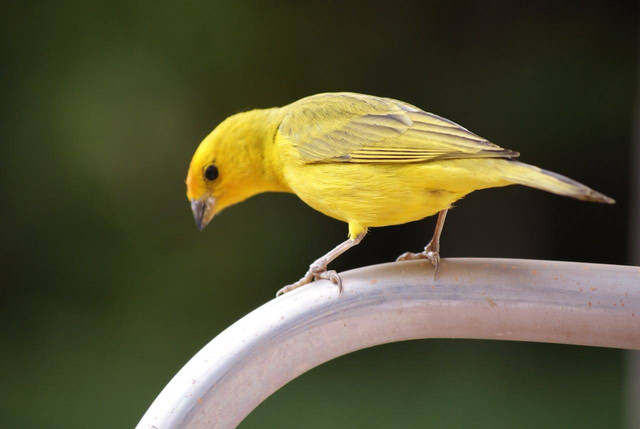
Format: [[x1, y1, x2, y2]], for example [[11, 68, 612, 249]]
[[499, 161, 615, 204]]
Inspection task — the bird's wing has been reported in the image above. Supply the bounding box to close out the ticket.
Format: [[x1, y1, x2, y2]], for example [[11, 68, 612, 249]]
[[278, 92, 518, 163]]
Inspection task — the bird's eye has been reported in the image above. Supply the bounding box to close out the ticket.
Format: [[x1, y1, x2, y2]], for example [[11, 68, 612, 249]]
[[204, 164, 219, 181]]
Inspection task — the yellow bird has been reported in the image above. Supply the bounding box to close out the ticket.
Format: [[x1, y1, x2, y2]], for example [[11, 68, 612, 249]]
[[186, 92, 614, 296]]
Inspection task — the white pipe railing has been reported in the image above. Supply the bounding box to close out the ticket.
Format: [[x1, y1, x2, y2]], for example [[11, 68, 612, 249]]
[[137, 258, 640, 429]]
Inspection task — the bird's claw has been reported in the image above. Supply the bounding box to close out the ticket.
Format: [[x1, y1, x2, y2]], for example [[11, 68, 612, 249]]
[[276, 267, 343, 297], [426, 250, 441, 279], [396, 247, 441, 280], [317, 270, 343, 295], [276, 272, 313, 297], [396, 251, 422, 262]]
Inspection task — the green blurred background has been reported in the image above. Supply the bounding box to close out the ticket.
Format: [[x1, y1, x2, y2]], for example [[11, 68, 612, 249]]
[[1, 1, 637, 427]]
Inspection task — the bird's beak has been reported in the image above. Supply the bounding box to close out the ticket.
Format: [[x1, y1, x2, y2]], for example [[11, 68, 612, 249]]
[[191, 196, 216, 231]]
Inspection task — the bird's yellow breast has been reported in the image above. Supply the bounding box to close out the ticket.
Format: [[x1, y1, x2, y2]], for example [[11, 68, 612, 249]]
[[274, 136, 509, 237]]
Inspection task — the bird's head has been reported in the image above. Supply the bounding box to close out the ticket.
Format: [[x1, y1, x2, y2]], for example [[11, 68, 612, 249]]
[[186, 109, 286, 231]]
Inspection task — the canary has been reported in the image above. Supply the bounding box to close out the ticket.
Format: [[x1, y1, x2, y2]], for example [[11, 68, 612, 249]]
[[186, 92, 614, 296]]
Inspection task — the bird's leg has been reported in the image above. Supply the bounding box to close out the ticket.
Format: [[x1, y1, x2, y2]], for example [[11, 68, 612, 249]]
[[396, 209, 448, 278], [276, 233, 366, 297]]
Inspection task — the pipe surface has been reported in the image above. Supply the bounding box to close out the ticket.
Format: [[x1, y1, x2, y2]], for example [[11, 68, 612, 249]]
[[137, 258, 640, 429]]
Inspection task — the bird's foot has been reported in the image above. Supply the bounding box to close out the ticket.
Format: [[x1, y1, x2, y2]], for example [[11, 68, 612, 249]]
[[276, 263, 342, 297], [396, 246, 441, 279]]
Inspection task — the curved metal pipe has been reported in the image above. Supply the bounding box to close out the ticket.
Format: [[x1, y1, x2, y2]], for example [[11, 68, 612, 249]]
[[137, 258, 640, 429]]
